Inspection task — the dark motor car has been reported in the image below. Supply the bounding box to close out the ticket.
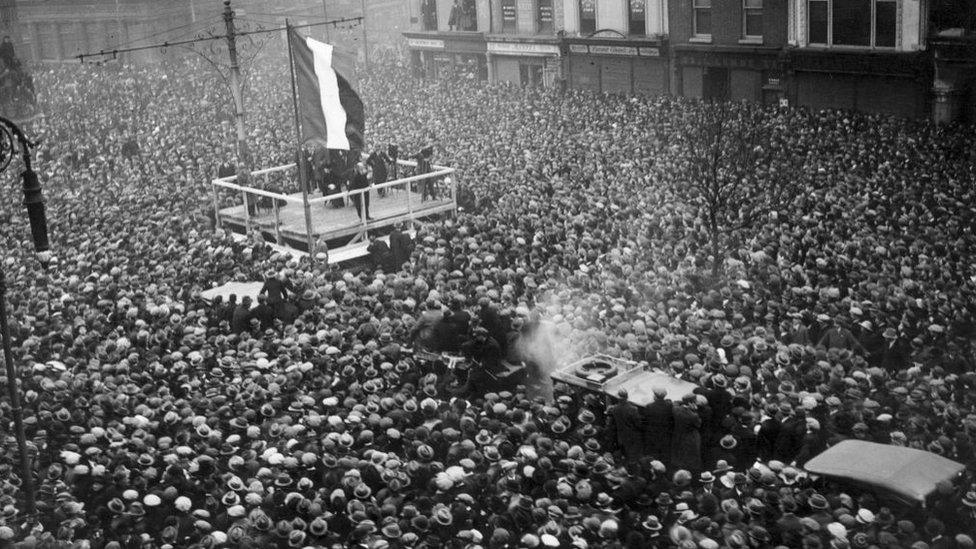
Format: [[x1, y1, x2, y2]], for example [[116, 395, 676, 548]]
[[803, 439, 967, 509]]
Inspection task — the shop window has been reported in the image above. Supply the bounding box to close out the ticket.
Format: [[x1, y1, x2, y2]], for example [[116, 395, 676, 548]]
[[629, 0, 646, 35], [580, 0, 597, 35], [501, 0, 517, 33], [743, 0, 763, 38], [807, 0, 898, 48], [421, 0, 438, 31], [693, 0, 712, 38], [538, 0, 554, 33]]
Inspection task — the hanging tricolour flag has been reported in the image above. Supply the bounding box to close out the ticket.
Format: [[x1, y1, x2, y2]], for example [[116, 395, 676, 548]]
[[288, 28, 365, 151]]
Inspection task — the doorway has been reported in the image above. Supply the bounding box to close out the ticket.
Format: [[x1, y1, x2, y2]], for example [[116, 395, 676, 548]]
[[703, 67, 730, 101], [520, 63, 544, 87]]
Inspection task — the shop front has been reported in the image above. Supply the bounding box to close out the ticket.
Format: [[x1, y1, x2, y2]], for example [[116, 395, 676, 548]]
[[405, 32, 488, 81], [673, 45, 785, 105], [787, 49, 930, 119], [563, 38, 668, 96], [487, 40, 561, 87], [929, 37, 976, 125]]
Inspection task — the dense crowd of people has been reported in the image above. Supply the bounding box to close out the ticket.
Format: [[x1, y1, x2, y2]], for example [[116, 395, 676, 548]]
[[1, 42, 976, 549]]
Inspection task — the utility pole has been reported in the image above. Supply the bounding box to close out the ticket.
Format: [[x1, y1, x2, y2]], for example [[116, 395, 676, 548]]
[[322, 0, 331, 42], [223, 0, 250, 176], [360, 0, 368, 66]]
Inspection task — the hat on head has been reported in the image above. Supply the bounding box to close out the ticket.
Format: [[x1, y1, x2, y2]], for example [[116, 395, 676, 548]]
[[963, 492, 976, 508], [808, 494, 829, 510], [642, 515, 662, 531]]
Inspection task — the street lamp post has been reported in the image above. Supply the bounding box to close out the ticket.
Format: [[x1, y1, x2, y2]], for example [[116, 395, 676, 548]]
[[0, 115, 51, 521]]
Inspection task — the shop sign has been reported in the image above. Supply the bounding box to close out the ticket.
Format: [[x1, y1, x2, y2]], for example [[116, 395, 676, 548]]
[[488, 42, 560, 56], [590, 45, 639, 56], [580, 0, 596, 18], [638, 47, 660, 56], [630, 0, 645, 20], [569, 44, 589, 54], [538, 0, 553, 24], [501, 0, 517, 22], [407, 38, 445, 50]]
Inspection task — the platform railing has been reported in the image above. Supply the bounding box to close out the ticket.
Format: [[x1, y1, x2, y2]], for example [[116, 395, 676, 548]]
[[210, 159, 457, 254]]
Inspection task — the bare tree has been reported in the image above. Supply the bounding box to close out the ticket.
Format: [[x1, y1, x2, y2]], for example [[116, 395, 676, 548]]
[[668, 102, 807, 277]]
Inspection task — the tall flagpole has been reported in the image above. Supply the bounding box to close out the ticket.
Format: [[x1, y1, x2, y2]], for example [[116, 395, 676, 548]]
[[286, 20, 319, 260]]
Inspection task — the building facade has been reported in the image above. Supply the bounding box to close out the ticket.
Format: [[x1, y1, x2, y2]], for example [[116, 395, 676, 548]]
[[14, 0, 199, 64], [784, 0, 931, 118], [486, 0, 563, 87], [403, 0, 565, 85], [928, 0, 976, 124], [1, 0, 17, 49], [670, 0, 788, 104], [11, 0, 410, 66], [403, 0, 490, 80], [561, 0, 669, 94]]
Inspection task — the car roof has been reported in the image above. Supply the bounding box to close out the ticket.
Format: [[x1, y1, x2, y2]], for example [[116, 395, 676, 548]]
[[803, 440, 965, 503]]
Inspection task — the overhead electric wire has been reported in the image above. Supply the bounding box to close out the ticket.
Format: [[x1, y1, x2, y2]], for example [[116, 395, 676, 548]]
[[76, 16, 363, 62], [244, 11, 361, 20], [113, 14, 224, 51]]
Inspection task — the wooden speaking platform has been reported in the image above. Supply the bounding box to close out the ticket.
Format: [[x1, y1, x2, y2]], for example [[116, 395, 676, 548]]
[[212, 160, 456, 259]]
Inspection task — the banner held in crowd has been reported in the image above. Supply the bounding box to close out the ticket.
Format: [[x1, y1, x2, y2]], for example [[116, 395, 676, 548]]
[[287, 27, 364, 151]]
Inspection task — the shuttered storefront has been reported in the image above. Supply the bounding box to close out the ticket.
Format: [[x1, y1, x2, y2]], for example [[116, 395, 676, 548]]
[[634, 58, 668, 95], [565, 39, 666, 96], [681, 66, 704, 99], [730, 69, 762, 102], [796, 73, 857, 112], [494, 57, 521, 85], [795, 72, 921, 117], [600, 58, 633, 94], [569, 56, 601, 92]]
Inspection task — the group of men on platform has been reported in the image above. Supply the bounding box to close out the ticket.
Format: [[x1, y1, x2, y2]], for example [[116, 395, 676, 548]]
[[298, 142, 437, 221]]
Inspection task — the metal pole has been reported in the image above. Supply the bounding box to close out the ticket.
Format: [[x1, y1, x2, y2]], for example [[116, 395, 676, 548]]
[[322, 0, 331, 42], [406, 177, 415, 219], [223, 0, 250, 174], [241, 190, 251, 234], [0, 117, 44, 523], [273, 200, 283, 245], [286, 21, 318, 257], [449, 173, 457, 217], [360, 0, 368, 66], [211, 182, 222, 229], [0, 270, 35, 521]]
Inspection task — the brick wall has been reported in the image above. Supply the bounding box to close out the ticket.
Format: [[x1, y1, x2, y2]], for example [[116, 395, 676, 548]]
[[670, 0, 787, 46]]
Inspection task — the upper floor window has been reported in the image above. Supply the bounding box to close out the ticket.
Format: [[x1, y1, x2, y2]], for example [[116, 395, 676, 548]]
[[501, 0, 518, 33], [449, 0, 478, 31], [629, 0, 646, 35], [743, 0, 763, 38], [421, 0, 438, 30], [580, 0, 597, 35], [808, 0, 897, 48], [538, 0, 555, 33], [693, 0, 712, 37]]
